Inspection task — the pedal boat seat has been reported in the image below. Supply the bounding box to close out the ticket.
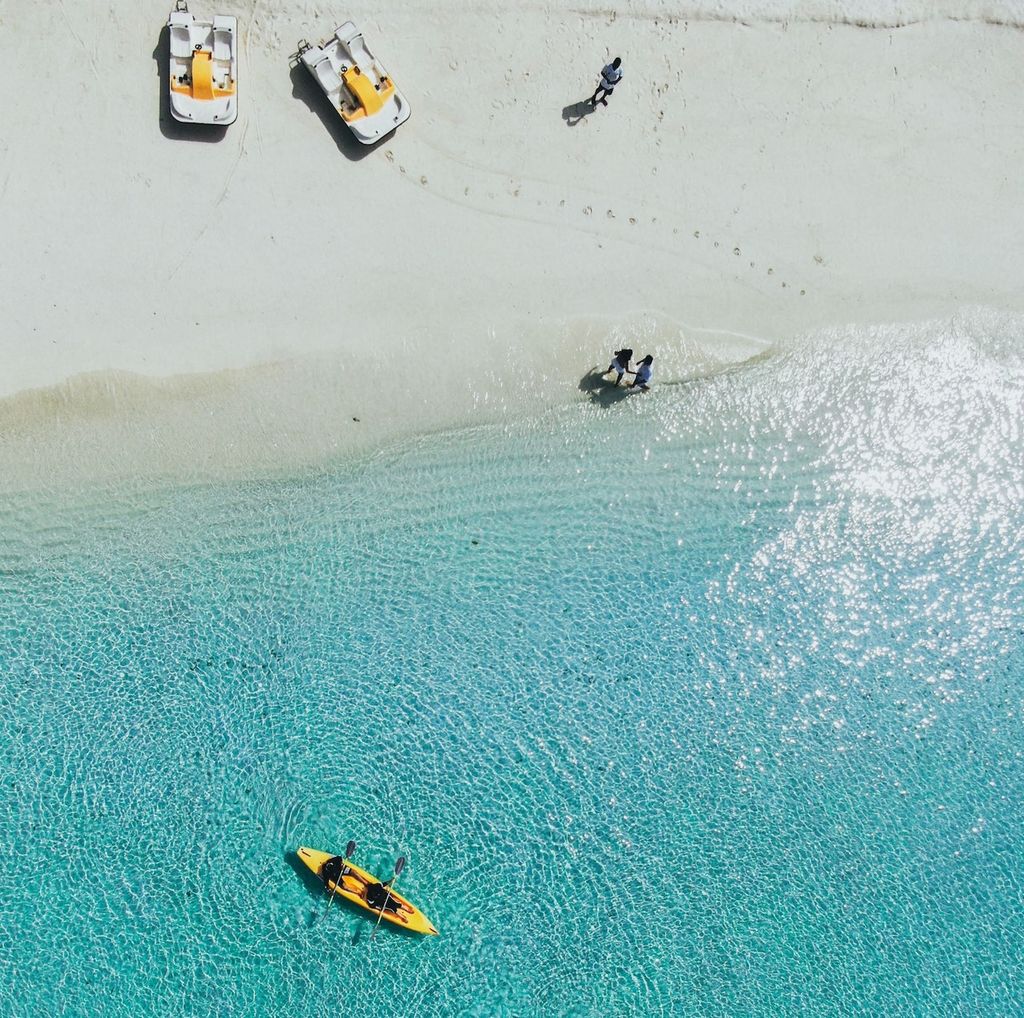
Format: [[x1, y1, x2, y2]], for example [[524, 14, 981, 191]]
[[192, 49, 216, 100], [170, 47, 236, 101], [340, 65, 395, 122]]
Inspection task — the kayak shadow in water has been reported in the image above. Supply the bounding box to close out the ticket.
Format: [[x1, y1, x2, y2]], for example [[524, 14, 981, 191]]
[[579, 366, 638, 406], [286, 849, 327, 900]]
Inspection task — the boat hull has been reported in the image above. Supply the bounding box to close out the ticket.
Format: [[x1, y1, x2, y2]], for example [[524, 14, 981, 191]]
[[297, 846, 438, 935], [167, 8, 238, 125], [297, 22, 411, 145]]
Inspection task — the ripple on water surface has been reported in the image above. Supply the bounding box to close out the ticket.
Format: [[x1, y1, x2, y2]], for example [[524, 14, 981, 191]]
[[1, 311, 1022, 1016]]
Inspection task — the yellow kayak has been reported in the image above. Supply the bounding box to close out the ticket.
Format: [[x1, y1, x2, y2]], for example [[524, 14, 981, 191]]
[[297, 846, 439, 935]]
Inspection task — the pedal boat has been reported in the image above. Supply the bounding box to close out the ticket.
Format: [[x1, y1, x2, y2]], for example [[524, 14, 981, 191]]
[[297, 846, 438, 935], [167, 2, 237, 125], [297, 22, 411, 145]]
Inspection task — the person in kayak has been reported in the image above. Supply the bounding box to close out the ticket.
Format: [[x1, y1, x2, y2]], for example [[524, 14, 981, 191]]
[[605, 347, 634, 386], [365, 879, 404, 914], [629, 354, 654, 391], [323, 856, 404, 914], [321, 855, 353, 887]]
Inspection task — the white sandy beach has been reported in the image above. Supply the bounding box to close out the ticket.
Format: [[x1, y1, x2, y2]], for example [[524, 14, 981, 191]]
[[1, 0, 1023, 488]]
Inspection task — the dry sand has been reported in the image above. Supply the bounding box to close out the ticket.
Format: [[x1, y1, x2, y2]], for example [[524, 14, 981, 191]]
[[1, 1, 1022, 488]]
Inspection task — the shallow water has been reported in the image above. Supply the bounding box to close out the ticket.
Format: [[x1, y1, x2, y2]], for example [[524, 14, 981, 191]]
[[2, 311, 1022, 1016]]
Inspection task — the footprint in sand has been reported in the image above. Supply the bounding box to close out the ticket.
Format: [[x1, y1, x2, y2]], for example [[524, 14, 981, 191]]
[[606, 210, 615, 219], [800, 289, 806, 295], [629, 217, 636, 225], [693, 230, 700, 238], [583, 206, 592, 216], [384, 150, 394, 162], [733, 247, 741, 256], [767, 267, 773, 275], [420, 175, 428, 186]]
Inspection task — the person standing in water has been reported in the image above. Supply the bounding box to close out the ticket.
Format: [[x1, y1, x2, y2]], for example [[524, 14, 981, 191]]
[[606, 347, 634, 386], [630, 354, 654, 391], [590, 57, 623, 107]]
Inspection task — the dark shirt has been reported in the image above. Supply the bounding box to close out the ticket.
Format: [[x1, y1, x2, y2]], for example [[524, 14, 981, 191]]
[[365, 881, 398, 911]]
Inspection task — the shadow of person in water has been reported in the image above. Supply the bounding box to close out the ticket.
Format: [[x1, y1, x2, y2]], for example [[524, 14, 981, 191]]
[[579, 366, 635, 406], [289, 60, 374, 162], [562, 98, 598, 127], [152, 26, 228, 143]]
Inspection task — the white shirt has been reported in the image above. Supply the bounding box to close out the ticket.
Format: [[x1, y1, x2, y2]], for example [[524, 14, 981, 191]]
[[600, 63, 623, 90]]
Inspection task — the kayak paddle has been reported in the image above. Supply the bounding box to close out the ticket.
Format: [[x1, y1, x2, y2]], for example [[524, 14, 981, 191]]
[[370, 855, 406, 941]]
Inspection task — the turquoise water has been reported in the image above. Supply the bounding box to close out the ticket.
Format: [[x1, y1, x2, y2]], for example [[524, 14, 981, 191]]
[[2, 314, 1022, 1015]]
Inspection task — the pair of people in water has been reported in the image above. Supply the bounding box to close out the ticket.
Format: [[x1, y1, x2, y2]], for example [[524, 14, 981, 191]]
[[605, 348, 654, 390]]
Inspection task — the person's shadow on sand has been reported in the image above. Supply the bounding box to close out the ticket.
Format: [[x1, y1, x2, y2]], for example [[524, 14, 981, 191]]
[[562, 98, 597, 127], [579, 367, 636, 406], [289, 60, 373, 162], [152, 27, 228, 142]]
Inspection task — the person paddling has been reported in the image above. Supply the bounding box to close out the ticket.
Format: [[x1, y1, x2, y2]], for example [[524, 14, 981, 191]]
[[590, 57, 623, 107], [322, 854, 353, 888], [324, 854, 403, 915], [605, 347, 634, 386], [629, 354, 654, 391], [365, 879, 402, 913]]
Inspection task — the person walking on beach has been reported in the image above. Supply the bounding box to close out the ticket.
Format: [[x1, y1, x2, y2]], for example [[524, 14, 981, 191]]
[[590, 57, 623, 107], [606, 347, 634, 386], [629, 354, 654, 391]]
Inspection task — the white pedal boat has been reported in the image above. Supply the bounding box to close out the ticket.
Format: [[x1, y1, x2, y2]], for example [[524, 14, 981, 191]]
[[298, 22, 410, 145], [167, 2, 237, 125]]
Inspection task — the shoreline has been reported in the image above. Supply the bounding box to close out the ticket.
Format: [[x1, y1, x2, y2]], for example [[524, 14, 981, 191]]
[[2, 4, 1023, 487], [3, 303, 1020, 495], [0, 308, 769, 492]]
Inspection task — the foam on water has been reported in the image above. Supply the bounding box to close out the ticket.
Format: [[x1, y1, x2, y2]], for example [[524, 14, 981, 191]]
[[1, 310, 1022, 1015]]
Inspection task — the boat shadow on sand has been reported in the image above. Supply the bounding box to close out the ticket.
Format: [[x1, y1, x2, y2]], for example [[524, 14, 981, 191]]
[[284, 850, 423, 943], [288, 62, 375, 162], [152, 27, 228, 143]]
